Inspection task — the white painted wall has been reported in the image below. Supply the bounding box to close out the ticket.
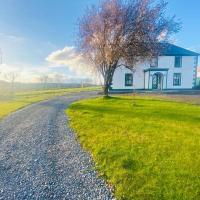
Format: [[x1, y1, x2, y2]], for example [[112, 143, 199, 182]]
[[112, 62, 148, 90], [159, 56, 196, 89], [144, 71, 149, 89], [111, 56, 197, 90]]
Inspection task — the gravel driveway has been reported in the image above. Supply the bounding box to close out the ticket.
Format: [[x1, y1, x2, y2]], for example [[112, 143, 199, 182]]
[[0, 91, 113, 200]]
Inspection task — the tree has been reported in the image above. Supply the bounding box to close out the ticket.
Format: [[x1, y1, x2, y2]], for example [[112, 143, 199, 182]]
[[0, 48, 2, 65], [78, 0, 180, 96], [54, 74, 65, 88], [39, 75, 50, 89], [4, 71, 19, 93]]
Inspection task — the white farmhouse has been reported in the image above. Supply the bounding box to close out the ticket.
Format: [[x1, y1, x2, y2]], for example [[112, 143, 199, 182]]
[[110, 43, 199, 91]]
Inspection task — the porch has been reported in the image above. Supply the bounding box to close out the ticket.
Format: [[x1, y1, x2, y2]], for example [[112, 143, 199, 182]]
[[144, 68, 169, 90]]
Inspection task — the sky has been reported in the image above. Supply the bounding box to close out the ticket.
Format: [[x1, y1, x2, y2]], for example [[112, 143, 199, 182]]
[[0, 0, 200, 82]]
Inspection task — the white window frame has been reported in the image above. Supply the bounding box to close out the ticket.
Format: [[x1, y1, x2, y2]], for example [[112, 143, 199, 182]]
[[174, 56, 182, 68], [173, 73, 181, 86]]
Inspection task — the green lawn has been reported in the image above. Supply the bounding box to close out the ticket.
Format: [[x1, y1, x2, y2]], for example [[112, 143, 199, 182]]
[[0, 87, 98, 119], [67, 96, 200, 200]]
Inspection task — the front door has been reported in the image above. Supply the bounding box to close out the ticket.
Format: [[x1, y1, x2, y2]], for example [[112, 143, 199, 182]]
[[152, 73, 163, 90]]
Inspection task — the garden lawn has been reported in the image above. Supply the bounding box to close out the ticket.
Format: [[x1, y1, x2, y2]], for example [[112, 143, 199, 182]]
[[67, 96, 200, 200], [0, 87, 98, 119]]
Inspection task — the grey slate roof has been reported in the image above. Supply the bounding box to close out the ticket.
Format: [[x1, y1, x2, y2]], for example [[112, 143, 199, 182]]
[[159, 43, 200, 56]]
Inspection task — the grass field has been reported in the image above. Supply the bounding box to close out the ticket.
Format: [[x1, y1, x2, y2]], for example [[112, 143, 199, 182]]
[[0, 87, 98, 119], [67, 95, 200, 200]]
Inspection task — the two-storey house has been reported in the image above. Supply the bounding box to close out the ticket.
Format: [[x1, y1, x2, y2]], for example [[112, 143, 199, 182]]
[[110, 43, 199, 91]]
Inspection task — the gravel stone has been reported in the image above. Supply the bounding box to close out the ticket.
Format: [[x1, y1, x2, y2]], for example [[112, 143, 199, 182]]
[[0, 91, 114, 200]]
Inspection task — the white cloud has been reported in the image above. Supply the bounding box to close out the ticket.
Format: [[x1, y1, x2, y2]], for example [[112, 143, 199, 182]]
[[46, 46, 93, 78], [0, 33, 27, 43], [0, 62, 92, 83], [0, 33, 97, 83], [0, 63, 41, 83], [0, 32, 58, 67], [157, 30, 178, 44], [0, 63, 70, 83], [157, 30, 168, 41]]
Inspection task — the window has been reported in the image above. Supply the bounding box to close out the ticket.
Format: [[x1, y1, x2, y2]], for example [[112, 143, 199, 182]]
[[150, 57, 158, 67], [174, 56, 182, 68], [125, 73, 133, 86], [173, 73, 181, 86]]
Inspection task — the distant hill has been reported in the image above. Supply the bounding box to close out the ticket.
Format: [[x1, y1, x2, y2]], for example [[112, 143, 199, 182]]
[[0, 80, 97, 94]]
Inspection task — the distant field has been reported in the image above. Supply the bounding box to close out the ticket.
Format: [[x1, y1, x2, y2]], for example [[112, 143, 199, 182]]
[[0, 87, 99, 119], [67, 95, 200, 200]]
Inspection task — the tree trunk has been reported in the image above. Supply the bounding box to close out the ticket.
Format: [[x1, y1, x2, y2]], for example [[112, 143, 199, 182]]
[[102, 63, 117, 97], [103, 84, 109, 97]]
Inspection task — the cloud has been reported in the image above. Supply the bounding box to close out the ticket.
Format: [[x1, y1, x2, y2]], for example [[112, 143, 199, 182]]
[[0, 32, 58, 66], [157, 30, 178, 44], [0, 62, 93, 83], [0, 33, 27, 43], [46, 46, 93, 78], [0, 33, 96, 83], [0, 63, 42, 83], [0, 63, 70, 83], [157, 30, 168, 41]]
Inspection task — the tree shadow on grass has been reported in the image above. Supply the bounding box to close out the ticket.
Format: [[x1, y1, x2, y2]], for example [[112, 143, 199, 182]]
[[102, 96, 130, 101], [104, 95, 185, 105], [72, 101, 200, 123]]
